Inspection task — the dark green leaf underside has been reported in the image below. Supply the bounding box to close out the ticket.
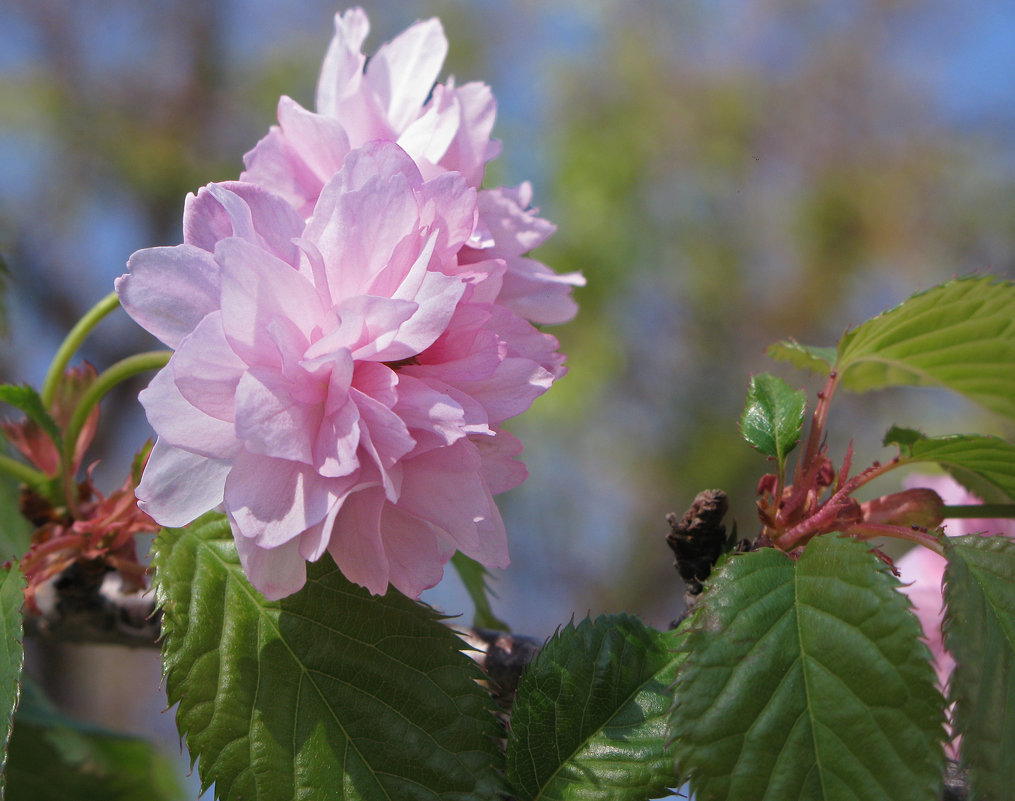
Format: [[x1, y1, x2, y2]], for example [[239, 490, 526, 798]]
[[153, 513, 504, 801], [671, 537, 944, 801], [943, 536, 1015, 800]]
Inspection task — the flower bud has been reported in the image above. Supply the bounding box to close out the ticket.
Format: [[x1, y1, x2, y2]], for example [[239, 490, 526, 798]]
[[860, 488, 945, 529]]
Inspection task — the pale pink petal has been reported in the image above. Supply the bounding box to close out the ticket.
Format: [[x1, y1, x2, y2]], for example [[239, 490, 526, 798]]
[[139, 364, 240, 458], [136, 440, 230, 527], [241, 126, 322, 216], [436, 82, 498, 185], [391, 374, 470, 450], [225, 451, 339, 547], [474, 429, 527, 494], [234, 530, 307, 601], [216, 237, 324, 365], [276, 97, 351, 189], [397, 441, 502, 560], [305, 162, 421, 301], [328, 488, 389, 595], [397, 83, 460, 171], [171, 312, 247, 422], [315, 8, 370, 117], [380, 504, 447, 598], [351, 388, 414, 499], [234, 368, 322, 465], [365, 17, 448, 133], [116, 245, 220, 349], [184, 181, 304, 264], [497, 256, 584, 325]]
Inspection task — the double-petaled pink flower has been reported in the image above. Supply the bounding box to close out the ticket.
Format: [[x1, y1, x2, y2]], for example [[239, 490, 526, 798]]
[[118, 138, 565, 600], [241, 7, 583, 325]]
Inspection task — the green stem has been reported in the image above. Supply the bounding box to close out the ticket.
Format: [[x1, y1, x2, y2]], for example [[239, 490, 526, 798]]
[[60, 350, 171, 480], [41, 292, 121, 409], [942, 504, 1015, 519], [0, 453, 48, 489]]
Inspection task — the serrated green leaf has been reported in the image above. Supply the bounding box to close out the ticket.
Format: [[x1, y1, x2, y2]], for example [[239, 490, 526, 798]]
[[0, 386, 61, 453], [765, 340, 838, 376], [506, 614, 683, 801], [0, 563, 24, 798], [891, 432, 1015, 504], [5, 680, 186, 801], [739, 374, 806, 467], [450, 552, 509, 631], [836, 276, 1015, 418], [943, 535, 1015, 800], [671, 536, 945, 801], [153, 513, 504, 801]]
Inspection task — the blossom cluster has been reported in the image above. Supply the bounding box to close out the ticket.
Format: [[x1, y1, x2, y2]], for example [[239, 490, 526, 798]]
[[116, 8, 580, 600]]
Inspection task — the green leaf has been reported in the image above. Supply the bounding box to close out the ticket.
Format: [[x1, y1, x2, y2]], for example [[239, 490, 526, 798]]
[[671, 537, 945, 801], [889, 431, 1015, 504], [506, 614, 684, 800], [765, 340, 837, 376], [5, 680, 186, 801], [450, 552, 509, 630], [0, 563, 24, 797], [943, 535, 1015, 799], [739, 373, 807, 467], [768, 277, 1015, 419], [153, 513, 505, 801], [0, 386, 61, 452], [0, 480, 30, 562]]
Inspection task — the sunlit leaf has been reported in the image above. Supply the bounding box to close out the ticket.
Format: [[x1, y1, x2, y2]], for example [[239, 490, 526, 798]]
[[773, 277, 1015, 419], [153, 513, 504, 801], [765, 340, 837, 376], [506, 614, 683, 800], [0, 563, 23, 798], [6, 680, 185, 801], [887, 430, 1015, 504], [671, 536, 944, 801], [943, 535, 1015, 799], [739, 373, 806, 468], [451, 552, 509, 630]]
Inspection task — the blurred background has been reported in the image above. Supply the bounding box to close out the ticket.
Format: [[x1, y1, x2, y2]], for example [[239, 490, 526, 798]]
[[2, 0, 1014, 794]]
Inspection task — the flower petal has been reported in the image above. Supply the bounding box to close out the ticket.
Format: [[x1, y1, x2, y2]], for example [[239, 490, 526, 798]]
[[136, 440, 230, 527], [116, 245, 220, 349]]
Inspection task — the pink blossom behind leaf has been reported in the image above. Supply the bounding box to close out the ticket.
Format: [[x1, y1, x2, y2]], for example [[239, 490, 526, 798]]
[[117, 142, 565, 600], [896, 474, 1015, 692]]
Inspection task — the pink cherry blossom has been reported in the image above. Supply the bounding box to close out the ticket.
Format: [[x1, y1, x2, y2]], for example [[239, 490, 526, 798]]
[[240, 6, 583, 325], [896, 474, 1015, 687], [117, 141, 564, 600]]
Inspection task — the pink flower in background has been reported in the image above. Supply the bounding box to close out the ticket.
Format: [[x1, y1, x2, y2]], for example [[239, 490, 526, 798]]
[[117, 142, 565, 600], [896, 474, 1015, 691], [241, 6, 584, 325]]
